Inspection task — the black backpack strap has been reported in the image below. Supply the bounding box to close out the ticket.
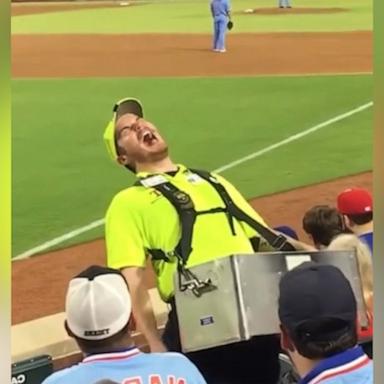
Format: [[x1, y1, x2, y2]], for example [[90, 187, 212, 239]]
[[135, 178, 197, 265], [190, 169, 295, 252]]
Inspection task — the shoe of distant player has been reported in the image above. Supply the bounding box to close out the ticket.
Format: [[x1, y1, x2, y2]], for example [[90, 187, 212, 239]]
[[219, 49, 226, 52]]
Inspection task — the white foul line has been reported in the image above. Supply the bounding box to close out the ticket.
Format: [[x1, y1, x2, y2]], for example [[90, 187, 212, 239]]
[[214, 101, 373, 173], [13, 101, 373, 261], [13, 219, 106, 261]]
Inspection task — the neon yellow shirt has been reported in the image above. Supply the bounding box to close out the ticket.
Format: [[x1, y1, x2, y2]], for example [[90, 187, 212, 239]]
[[105, 164, 269, 301]]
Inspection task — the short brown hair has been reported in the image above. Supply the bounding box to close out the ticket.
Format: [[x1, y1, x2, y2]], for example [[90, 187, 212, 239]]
[[346, 212, 373, 226], [290, 324, 357, 359], [302, 205, 345, 246]]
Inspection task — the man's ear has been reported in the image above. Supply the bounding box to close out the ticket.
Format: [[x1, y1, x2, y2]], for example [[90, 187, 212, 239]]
[[117, 154, 129, 166], [64, 320, 75, 338], [305, 233, 315, 246], [280, 324, 295, 352], [117, 156, 136, 173], [343, 214, 353, 229], [127, 315, 136, 332]]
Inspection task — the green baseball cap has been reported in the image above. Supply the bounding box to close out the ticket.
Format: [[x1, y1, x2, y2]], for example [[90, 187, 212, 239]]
[[103, 98, 144, 161]]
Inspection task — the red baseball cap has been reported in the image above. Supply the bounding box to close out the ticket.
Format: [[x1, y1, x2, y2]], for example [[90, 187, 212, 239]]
[[337, 188, 373, 215]]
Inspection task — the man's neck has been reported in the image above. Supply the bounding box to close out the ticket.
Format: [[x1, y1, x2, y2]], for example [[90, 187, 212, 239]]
[[82, 341, 136, 357], [136, 157, 178, 174], [352, 222, 373, 236], [291, 353, 321, 379]]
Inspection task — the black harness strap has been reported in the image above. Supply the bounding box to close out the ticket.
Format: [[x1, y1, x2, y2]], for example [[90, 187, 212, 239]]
[[135, 168, 294, 267], [190, 169, 294, 252], [134, 178, 229, 265], [151, 182, 197, 265]]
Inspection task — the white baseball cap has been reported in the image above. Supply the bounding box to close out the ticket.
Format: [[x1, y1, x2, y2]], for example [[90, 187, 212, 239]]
[[65, 266, 132, 340]]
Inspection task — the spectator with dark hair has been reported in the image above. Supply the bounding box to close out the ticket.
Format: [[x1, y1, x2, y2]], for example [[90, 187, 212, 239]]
[[302, 205, 346, 248], [278, 262, 373, 384], [41, 266, 207, 384], [279, 205, 346, 252], [277, 205, 374, 357], [337, 188, 373, 255]]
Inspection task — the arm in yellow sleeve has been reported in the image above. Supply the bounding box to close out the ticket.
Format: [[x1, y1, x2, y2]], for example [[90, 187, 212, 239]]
[[105, 191, 147, 270]]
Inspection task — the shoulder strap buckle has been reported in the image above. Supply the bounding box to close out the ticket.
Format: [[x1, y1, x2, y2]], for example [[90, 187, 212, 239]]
[[178, 264, 217, 298]]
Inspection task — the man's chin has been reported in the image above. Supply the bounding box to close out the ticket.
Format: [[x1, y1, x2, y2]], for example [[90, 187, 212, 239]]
[[151, 144, 168, 156], [141, 146, 169, 162], [152, 150, 169, 162]]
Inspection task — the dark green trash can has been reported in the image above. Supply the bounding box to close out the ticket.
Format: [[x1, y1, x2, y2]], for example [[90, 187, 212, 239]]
[[12, 355, 53, 384]]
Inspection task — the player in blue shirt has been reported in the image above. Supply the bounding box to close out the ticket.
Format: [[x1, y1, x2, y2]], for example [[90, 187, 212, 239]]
[[278, 263, 373, 384], [337, 188, 373, 255], [278, 0, 292, 8], [210, 0, 231, 52], [42, 266, 207, 384]]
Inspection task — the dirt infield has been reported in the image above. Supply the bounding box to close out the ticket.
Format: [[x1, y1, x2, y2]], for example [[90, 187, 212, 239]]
[[12, 171, 372, 325], [11, 3, 347, 17], [12, 31, 372, 78], [239, 7, 348, 15], [11, 2, 139, 16]]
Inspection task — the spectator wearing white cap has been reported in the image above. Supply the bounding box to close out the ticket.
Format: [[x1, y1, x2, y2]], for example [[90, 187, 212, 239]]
[[42, 266, 207, 384], [337, 188, 373, 255], [278, 262, 373, 384]]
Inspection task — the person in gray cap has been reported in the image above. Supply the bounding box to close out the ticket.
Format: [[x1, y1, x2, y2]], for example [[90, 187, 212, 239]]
[[278, 262, 373, 384]]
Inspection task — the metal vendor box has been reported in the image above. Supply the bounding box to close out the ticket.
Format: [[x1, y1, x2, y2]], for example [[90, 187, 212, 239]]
[[174, 250, 367, 353]]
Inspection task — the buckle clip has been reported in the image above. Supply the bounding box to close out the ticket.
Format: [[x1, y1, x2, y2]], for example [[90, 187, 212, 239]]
[[178, 267, 217, 298]]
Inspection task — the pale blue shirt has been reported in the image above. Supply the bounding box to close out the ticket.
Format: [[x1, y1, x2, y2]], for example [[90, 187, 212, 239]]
[[210, 0, 230, 20], [42, 348, 207, 384], [299, 346, 373, 384]]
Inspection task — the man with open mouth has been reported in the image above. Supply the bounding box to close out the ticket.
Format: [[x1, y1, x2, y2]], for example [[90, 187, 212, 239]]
[[102, 97, 290, 384]]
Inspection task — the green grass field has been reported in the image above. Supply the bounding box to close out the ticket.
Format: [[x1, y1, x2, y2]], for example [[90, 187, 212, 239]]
[[12, 74, 372, 256], [12, 0, 372, 34], [11, 0, 372, 257]]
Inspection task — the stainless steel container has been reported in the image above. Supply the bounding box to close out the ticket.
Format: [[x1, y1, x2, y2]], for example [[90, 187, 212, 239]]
[[174, 250, 367, 353]]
